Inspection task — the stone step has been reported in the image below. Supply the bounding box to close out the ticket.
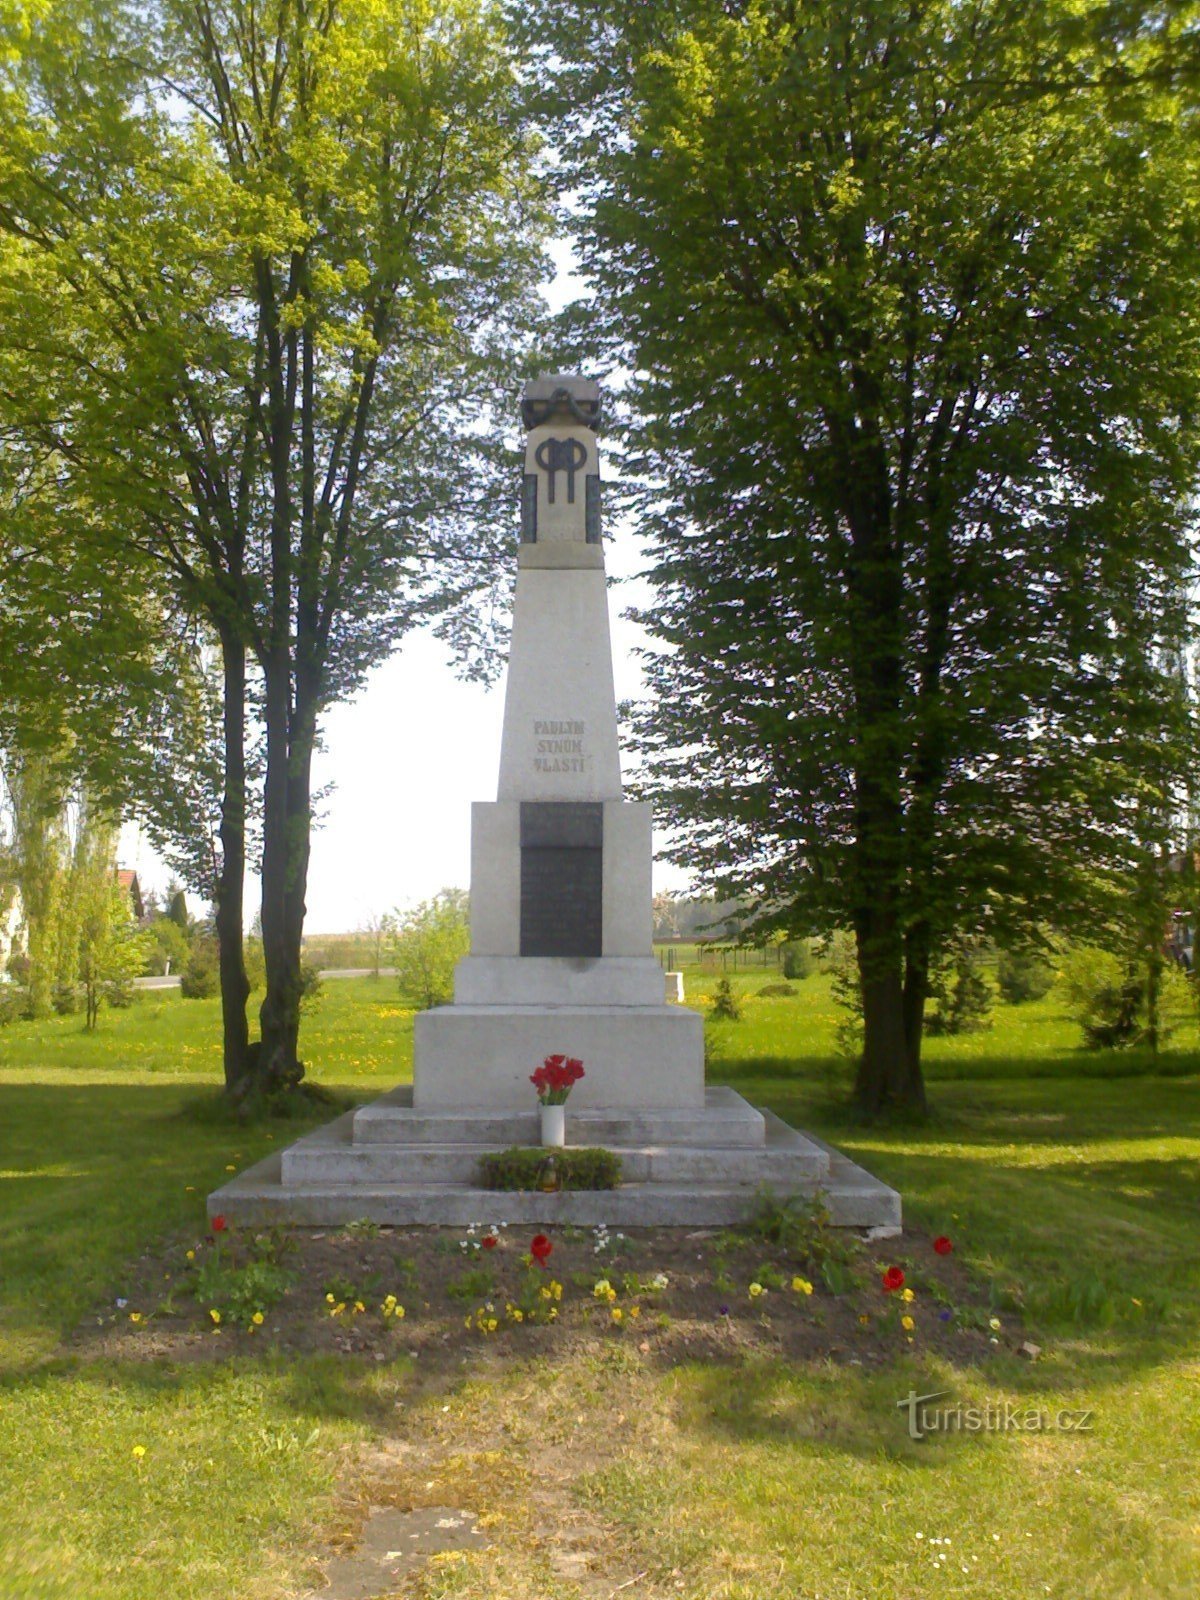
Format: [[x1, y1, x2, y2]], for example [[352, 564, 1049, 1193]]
[[281, 1125, 828, 1188], [352, 1083, 767, 1149], [211, 1159, 899, 1230]]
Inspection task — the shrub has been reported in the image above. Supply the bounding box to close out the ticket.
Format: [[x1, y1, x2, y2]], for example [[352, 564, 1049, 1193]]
[[145, 915, 190, 977], [180, 938, 220, 1000], [709, 976, 743, 1020], [478, 1146, 623, 1191], [52, 980, 80, 1015], [1059, 944, 1145, 1049], [781, 941, 815, 980], [926, 938, 993, 1035], [758, 981, 795, 998], [823, 930, 863, 1058], [996, 945, 1055, 1005], [389, 888, 469, 1009], [0, 986, 26, 1026]]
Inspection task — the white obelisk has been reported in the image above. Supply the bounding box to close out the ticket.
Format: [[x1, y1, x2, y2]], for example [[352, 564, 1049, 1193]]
[[412, 375, 704, 1111]]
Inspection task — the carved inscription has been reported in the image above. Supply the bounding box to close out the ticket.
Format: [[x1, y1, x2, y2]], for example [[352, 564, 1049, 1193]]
[[534, 718, 586, 774]]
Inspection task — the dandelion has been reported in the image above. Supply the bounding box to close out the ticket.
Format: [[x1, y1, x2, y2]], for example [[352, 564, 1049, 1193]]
[[132, 1445, 146, 1460], [901, 1315, 915, 1331], [185, 1250, 195, 1262], [224, 1165, 236, 1173], [251, 1311, 264, 1326], [791, 1277, 813, 1296]]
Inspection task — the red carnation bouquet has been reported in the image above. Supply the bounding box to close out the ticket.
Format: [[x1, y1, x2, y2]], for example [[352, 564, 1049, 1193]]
[[531, 1053, 584, 1106]]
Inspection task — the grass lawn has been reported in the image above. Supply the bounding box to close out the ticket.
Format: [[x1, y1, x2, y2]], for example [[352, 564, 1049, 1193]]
[[1, 975, 1198, 1598]]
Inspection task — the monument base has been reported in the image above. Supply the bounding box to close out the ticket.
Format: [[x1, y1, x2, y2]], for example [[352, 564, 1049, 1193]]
[[413, 1000, 704, 1110], [207, 1085, 901, 1231]]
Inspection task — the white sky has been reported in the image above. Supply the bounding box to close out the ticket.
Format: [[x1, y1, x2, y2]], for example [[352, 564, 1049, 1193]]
[[121, 241, 690, 931]]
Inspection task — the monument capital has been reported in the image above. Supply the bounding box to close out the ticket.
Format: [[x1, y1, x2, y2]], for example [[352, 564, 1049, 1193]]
[[520, 373, 602, 432]]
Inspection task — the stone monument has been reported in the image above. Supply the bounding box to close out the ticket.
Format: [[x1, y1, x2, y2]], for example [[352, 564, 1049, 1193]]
[[210, 376, 900, 1230]]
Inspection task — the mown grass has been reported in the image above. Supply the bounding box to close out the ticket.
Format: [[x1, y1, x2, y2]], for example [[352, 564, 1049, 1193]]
[[1, 975, 1198, 1597]]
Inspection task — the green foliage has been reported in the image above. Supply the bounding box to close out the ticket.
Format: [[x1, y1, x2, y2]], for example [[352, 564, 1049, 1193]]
[[389, 889, 470, 1010], [825, 931, 864, 1060], [744, 1190, 860, 1278], [477, 1145, 623, 1191], [530, 0, 1200, 1117], [781, 942, 814, 981], [446, 1266, 498, 1302], [146, 915, 190, 978], [1058, 945, 1149, 1050], [165, 889, 189, 933], [321, 1271, 382, 1305], [997, 945, 1056, 1006], [709, 976, 743, 1021], [179, 938, 220, 1001], [926, 938, 993, 1037], [757, 982, 795, 999], [191, 1248, 295, 1331], [0, 0, 552, 1095]]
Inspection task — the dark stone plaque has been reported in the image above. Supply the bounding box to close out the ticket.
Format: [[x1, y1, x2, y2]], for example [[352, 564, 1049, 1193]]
[[520, 802, 603, 957], [521, 473, 538, 542]]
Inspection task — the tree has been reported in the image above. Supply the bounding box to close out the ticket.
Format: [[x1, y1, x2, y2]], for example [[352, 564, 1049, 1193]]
[[78, 878, 151, 1029], [389, 889, 469, 1009], [524, 0, 1200, 1114], [362, 911, 396, 980], [0, 0, 549, 1099]]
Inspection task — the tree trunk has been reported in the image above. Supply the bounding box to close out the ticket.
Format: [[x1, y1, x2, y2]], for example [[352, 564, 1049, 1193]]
[[257, 648, 305, 1093], [854, 903, 927, 1116], [215, 626, 251, 1095]]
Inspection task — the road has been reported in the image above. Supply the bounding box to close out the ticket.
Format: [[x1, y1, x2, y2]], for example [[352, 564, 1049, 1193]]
[[133, 967, 397, 990]]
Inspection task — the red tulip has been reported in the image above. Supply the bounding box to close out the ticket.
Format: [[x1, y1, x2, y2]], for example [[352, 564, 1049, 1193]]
[[530, 1233, 553, 1266], [882, 1266, 905, 1292], [482, 1235, 498, 1251], [933, 1235, 953, 1256]]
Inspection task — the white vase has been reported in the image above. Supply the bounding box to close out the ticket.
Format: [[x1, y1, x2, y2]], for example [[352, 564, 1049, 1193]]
[[540, 1103, 566, 1148]]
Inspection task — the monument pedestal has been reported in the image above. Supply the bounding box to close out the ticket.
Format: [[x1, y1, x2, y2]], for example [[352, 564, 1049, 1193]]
[[208, 374, 900, 1233], [208, 1084, 901, 1230], [414, 999, 704, 1110]]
